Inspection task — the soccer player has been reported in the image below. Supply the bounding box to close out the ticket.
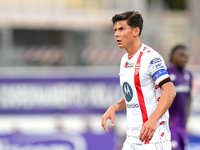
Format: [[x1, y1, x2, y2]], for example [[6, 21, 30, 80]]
[[167, 45, 193, 150], [101, 11, 176, 150]]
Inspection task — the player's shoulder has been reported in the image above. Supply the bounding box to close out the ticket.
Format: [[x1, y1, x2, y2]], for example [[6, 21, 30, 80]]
[[185, 69, 193, 78], [141, 44, 163, 63], [166, 64, 175, 70], [142, 44, 160, 57], [166, 65, 177, 76]]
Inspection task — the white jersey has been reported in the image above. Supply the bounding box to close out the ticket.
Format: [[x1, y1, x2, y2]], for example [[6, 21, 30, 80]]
[[119, 43, 171, 144]]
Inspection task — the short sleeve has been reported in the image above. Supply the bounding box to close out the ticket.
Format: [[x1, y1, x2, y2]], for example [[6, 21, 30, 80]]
[[149, 55, 170, 86]]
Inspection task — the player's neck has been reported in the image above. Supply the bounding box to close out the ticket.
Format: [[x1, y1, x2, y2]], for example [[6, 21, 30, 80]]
[[177, 66, 184, 72], [174, 64, 184, 72], [126, 39, 142, 57]]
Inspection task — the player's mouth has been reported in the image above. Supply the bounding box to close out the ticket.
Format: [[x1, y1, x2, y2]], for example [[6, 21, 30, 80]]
[[117, 40, 122, 44]]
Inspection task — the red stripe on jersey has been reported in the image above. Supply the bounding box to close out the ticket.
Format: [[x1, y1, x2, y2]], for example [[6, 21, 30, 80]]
[[134, 51, 148, 123]]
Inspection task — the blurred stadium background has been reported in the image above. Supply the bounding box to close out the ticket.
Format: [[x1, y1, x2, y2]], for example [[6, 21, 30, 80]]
[[0, 0, 199, 149]]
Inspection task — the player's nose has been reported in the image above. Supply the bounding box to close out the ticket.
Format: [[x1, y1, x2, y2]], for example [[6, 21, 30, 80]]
[[114, 31, 120, 37]]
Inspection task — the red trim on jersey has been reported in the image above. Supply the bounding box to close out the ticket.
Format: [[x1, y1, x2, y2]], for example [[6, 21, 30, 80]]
[[128, 55, 134, 60], [134, 51, 148, 123]]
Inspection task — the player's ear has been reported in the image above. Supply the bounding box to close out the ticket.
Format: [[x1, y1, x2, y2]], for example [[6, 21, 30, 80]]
[[133, 27, 140, 37]]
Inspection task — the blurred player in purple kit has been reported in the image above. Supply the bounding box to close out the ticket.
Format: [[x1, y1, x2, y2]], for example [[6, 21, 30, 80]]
[[167, 45, 193, 150]]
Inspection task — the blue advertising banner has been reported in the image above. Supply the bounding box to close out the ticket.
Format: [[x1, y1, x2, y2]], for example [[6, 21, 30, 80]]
[[0, 77, 123, 114], [188, 134, 200, 150], [0, 131, 115, 150]]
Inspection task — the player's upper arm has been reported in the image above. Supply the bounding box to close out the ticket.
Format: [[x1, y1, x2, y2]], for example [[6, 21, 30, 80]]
[[149, 54, 170, 86], [158, 77, 171, 89], [160, 81, 176, 98]]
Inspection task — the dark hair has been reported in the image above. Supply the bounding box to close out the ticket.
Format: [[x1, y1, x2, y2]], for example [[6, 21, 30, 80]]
[[112, 11, 143, 36], [170, 44, 187, 63]]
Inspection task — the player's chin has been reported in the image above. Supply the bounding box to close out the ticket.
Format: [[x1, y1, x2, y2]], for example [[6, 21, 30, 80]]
[[118, 44, 124, 49], [179, 63, 186, 69]]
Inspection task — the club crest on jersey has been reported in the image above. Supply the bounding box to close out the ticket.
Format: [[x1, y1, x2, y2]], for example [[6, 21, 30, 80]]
[[150, 58, 162, 64], [135, 63, 140, 74], [169, 73, 176, 81], [122, 82, 133, 102]]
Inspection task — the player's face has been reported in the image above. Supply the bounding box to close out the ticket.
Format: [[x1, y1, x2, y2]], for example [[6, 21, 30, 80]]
[[172, 48, 189, 69], [113, 20, 138, 49]]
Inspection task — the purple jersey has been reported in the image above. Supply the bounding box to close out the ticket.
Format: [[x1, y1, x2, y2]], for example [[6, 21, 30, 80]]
[[167, 65, 192, 128]]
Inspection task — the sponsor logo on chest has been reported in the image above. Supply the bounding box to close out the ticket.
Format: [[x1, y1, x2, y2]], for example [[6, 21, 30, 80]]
[[125, 62, 134, 68]]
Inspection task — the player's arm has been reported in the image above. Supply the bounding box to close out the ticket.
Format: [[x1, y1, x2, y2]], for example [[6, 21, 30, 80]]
[[139, 79, 176, 142], [150, 79, 176, 122], [101, 97, 126, 132]]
